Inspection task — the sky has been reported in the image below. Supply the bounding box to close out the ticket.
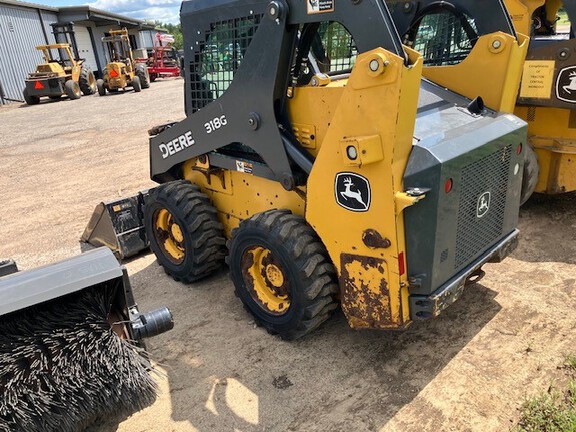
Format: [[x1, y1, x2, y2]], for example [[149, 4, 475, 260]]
[[35, 0, 181, 24]]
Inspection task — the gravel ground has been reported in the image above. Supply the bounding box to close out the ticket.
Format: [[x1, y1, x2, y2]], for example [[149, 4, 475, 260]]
[[1, 79, 576, 432]]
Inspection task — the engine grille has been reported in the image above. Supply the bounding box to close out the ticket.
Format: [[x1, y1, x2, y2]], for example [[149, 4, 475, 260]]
[[454, 145, 512, 269]]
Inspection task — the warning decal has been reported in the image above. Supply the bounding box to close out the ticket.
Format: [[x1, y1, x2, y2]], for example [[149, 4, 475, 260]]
[[236, 161, 254, 174], [519, 60, 555, 99], [307, 0, 334, 14]]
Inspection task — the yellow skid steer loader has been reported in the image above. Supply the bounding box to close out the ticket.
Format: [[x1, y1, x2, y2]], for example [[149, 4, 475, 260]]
[[85, 0, 529, 340]]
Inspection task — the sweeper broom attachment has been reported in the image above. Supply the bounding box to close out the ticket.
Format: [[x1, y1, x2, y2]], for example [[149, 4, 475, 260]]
[[0, 247, 173, 432]]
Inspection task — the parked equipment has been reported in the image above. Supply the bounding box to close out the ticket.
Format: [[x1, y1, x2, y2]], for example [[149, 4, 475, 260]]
[[138, 0, 528, 340], [97, 28, 150, 95], [22, 43, 96, 105], [501, 0, 576, 199], [139, 33, 181, 82], [0, 247, 173, 431]]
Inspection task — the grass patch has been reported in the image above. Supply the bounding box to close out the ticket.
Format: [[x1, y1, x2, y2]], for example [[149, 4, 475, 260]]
[[565, 355, 576, 372], [515, 356, 576, 432], [516, 383, 576, 431]]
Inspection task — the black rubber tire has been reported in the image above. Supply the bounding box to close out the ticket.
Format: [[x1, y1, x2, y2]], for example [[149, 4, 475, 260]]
[[96, 79, 106, 96], [228, 209, 339, 340], [64, 80, 81, 100], [23, 88, 39, 105], [135, 64, 150, 89], [520, 144, 540, 205], [150, 73, 157, 82], [132, 75, 142, 92], [144, 180, 226, 283], [79, 66, 96, 95]]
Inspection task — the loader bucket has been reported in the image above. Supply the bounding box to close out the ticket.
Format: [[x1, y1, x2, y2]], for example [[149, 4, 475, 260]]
[[0, 247, 173, 432], [82, 189, 153, 259]]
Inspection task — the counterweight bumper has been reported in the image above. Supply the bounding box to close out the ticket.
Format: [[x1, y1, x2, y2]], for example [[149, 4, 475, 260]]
[[409, 229, 519, 320]]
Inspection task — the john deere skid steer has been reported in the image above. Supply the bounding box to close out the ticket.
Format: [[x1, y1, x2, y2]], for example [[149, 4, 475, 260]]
[[141, 0, 527, 339], [502, 0, 576, 198], [0, 247, 173, 431], [97, 28, 150, 96]]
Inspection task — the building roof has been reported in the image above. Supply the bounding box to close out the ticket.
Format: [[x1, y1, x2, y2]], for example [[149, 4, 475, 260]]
[[0, 0, 57, 12], [0, 1, 157, 30]]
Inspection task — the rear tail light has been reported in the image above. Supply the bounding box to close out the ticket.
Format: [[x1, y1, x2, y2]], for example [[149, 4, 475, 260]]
[[398, 252, 406, 276]]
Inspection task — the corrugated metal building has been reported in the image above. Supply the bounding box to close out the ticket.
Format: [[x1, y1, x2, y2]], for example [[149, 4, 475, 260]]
[[0, 0, 164, 104]]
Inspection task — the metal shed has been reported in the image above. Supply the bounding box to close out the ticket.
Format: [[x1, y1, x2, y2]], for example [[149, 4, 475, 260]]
[[0, 0, 57, 104]]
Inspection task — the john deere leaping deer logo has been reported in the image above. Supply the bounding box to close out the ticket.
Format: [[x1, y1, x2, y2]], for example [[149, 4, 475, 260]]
[[563, 72, 576, 94], [476, 191, 491, 218], [335, 172, 371, 212], [556, 66, 576, 103]]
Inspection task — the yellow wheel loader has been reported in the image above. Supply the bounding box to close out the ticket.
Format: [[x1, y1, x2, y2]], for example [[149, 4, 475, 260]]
[[0, 247, 173, 431], [97, 28, 150, 96], [23, 43, 96, 105], [87, 0, 528, 340]]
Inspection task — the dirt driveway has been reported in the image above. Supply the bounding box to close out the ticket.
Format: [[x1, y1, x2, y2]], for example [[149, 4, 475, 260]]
[[1, 79, 576, 432]]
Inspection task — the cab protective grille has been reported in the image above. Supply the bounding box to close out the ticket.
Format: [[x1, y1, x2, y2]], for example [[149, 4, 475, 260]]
[[455, 145, 512, 269]]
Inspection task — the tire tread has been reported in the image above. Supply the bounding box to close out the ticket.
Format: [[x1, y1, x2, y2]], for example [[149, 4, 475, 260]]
[[146, 180, 226, 283], [230, 209, 339, 340]]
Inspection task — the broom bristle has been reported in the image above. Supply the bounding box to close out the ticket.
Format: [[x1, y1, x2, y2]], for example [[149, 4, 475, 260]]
[[0, 286, 158, 432]]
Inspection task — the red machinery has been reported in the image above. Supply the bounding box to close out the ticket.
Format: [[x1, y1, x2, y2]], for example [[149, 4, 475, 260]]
[[142, 33, 180, 81]]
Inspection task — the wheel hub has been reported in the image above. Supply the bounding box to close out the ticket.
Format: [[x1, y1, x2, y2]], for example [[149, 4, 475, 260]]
[[242, 246, 290, 315], [154, 208, 186, 264], [265, 263, 284, 288], [171, 223, 184, 243]]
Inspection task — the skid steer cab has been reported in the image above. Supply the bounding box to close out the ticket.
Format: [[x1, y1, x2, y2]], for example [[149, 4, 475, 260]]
[[23, 43, 96, 105], [97, 28, 150, 96], [388, 0, 540, 203], [388, 0, 576, 201], [143, 0, 527, 340]]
